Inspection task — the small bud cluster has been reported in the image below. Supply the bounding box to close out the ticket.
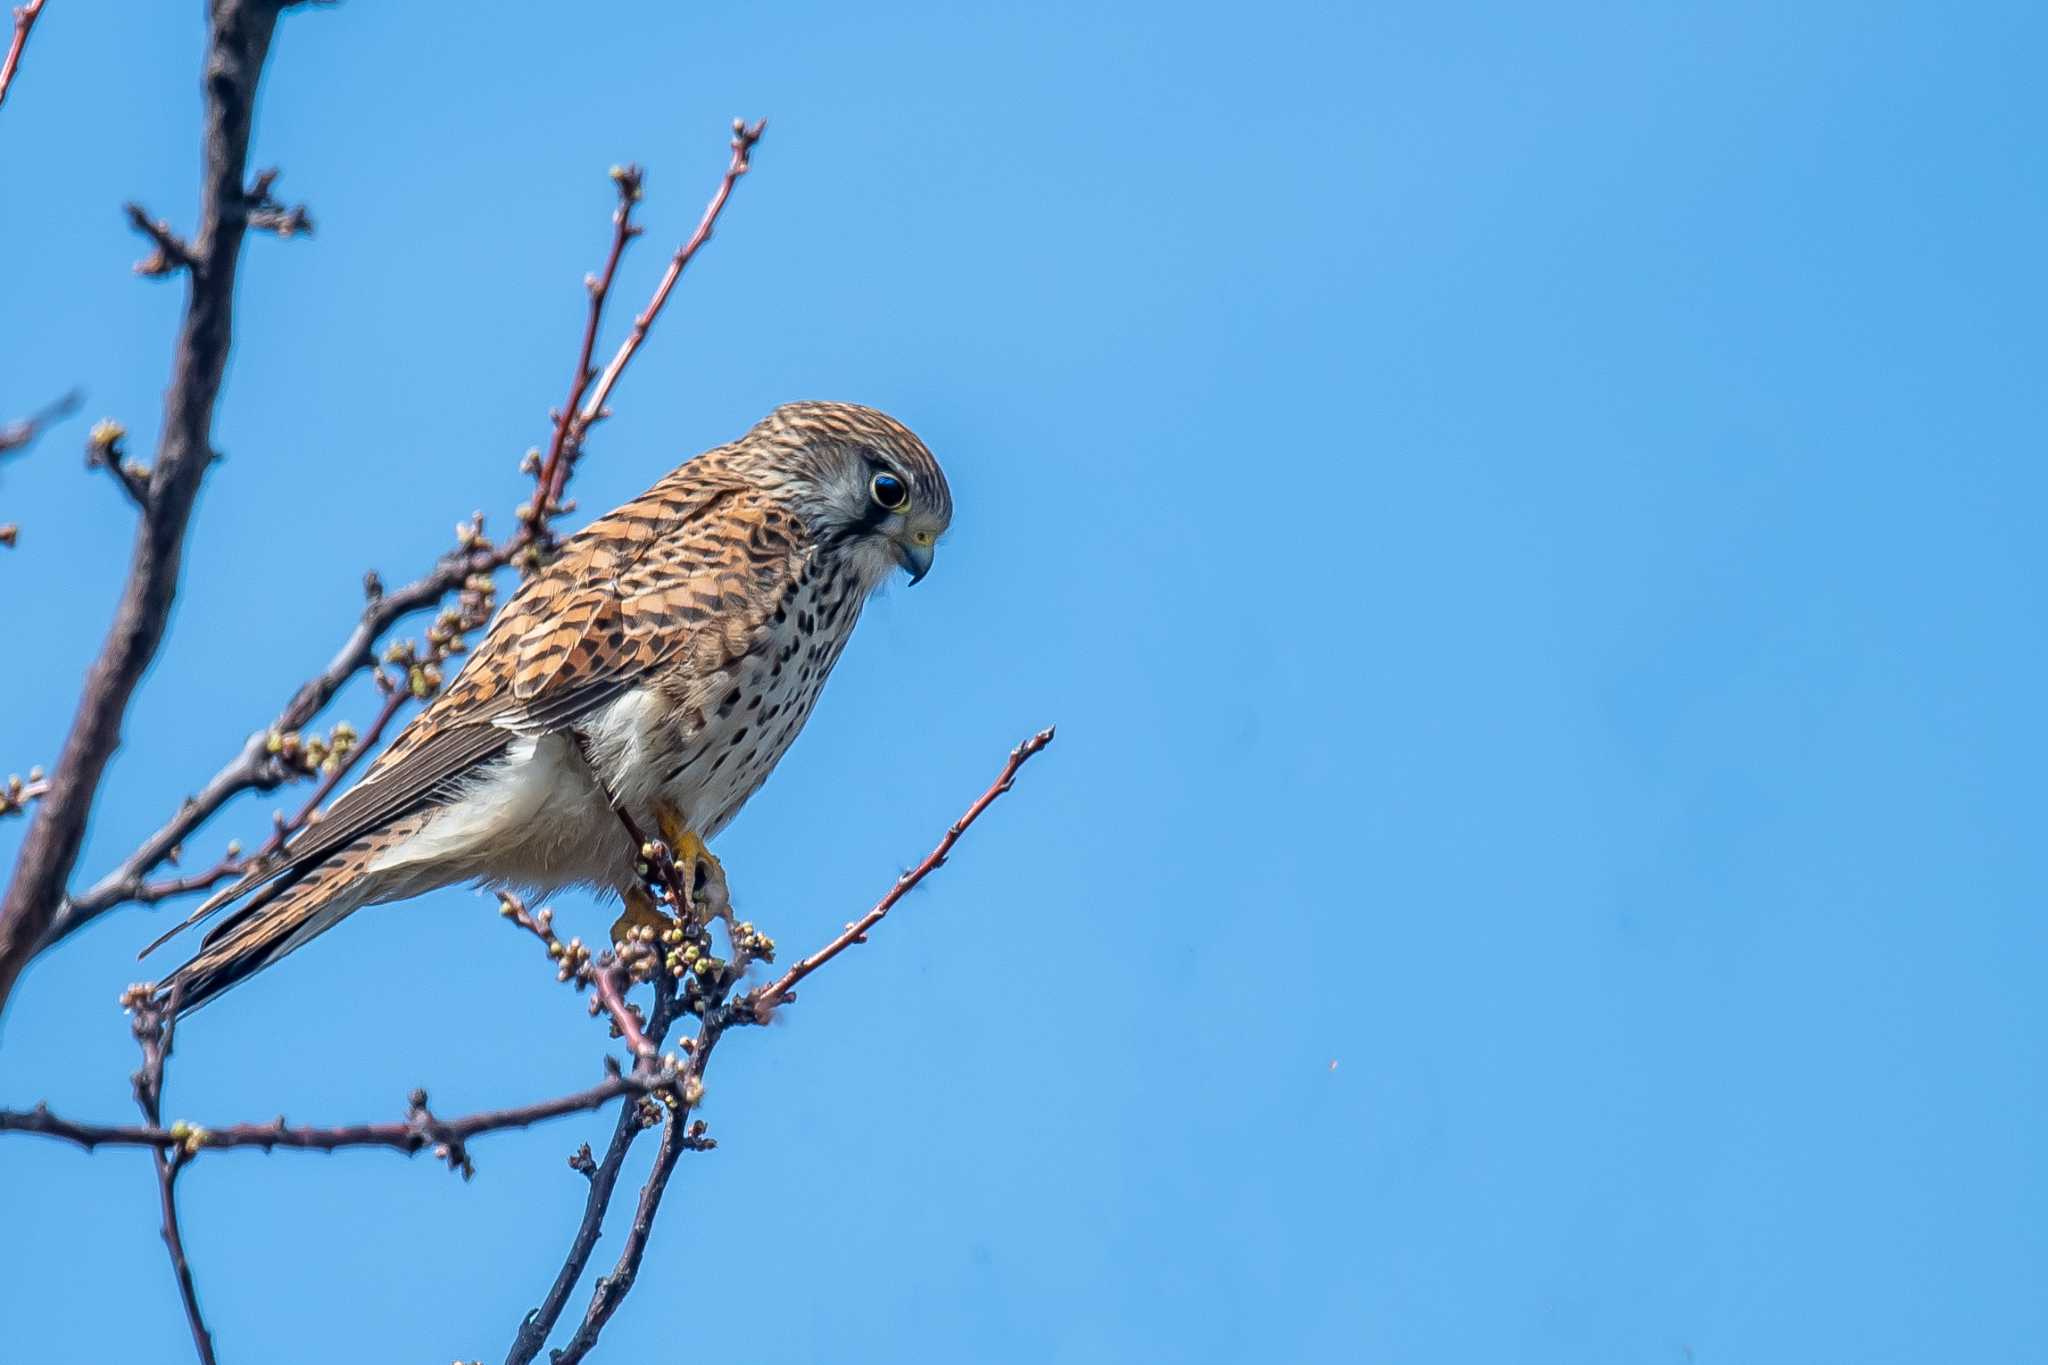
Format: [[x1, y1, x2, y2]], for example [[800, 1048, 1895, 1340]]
[[165, 1119, 211, 1156], [265, 721, 359, 778], [374, 566, 495, 703], [0, 766, 48, 816], [85, 418, 149, 491]]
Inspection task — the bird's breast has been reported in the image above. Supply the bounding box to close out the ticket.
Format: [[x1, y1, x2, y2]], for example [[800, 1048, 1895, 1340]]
[[598, 565, 868, 844]]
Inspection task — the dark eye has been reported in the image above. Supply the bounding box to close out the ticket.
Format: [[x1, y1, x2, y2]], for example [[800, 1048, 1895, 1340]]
[[869, 471, 909, 510]]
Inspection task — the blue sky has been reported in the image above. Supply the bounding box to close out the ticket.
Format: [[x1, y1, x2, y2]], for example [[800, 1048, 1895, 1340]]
[[3, 2, 2045, 1360]]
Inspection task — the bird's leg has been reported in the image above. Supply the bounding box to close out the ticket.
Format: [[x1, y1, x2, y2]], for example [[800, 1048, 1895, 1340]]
[[653, 802, 731, 927]]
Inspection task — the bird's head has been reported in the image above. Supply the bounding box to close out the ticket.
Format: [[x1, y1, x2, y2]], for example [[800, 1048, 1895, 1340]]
[[736, 401, 952, 591]]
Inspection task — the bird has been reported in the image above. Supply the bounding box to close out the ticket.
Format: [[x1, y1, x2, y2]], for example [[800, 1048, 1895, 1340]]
[[146, 400, 951, 1016]]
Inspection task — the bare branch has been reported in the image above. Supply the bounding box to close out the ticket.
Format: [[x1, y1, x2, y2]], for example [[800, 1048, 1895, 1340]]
[[746, 726, 1056, 1021], [543, 119, 766, 511], [125, 202, 198, 277], [244, 166, 314, 239], [0, 1070, 667, 1162], [129, 984, 215, 1365], [512, 730, 1052, 1362], [1, 768, 49, 815], [523, 164, 644, 549], [0, 0, 301, 1013], [505, 972, 682, 1365], [83, 418, 151, 508], [0, 388, 81, 459], [0, 0, 47, 112]]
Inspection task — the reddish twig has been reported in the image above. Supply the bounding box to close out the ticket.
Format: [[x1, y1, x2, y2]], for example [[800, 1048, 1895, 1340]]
[[551, 119, 766, 508], [0, 0, 46, 112], [745, 727, 1056, 1021], [526, 165, 644, 540], [496, 892, 660, 1062]]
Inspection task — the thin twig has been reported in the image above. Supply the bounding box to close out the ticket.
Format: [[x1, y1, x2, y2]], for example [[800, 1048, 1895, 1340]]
[[125, 202, 198, 277], [526, 164, 644, 542], [83, 417, 151, 509], [551, 119, 766, 507], [746, 727, 1056, 1021], [0, 0, 47, 112], [1, 768, 49, 815], [504, 972, 680, 1365], [0, 1070, 667, 1162], [0, 388, 81, 458], [131, 985, 215, 1365], [519, 730, 1051, 1363]]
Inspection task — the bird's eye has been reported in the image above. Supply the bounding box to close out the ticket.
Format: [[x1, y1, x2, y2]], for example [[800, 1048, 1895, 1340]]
[[869, 472, 909, 511]]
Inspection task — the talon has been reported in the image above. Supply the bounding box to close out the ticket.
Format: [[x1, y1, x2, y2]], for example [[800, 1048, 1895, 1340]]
[[609, 886, 670, 947], [651, 801, 730, 921]]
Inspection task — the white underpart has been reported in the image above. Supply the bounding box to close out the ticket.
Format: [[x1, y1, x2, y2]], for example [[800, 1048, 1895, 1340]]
[[366, 557, 877, 904]]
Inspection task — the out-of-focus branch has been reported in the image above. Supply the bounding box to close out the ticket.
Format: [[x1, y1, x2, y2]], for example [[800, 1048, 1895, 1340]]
[[0, 0, 47, 112], [0, 0, 302, 1014], [0, 389, 83, 548], [0, 388, 80, 459]]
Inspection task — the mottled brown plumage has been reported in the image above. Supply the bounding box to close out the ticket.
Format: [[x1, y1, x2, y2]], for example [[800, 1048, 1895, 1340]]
[[151, 401, 951, 1013]]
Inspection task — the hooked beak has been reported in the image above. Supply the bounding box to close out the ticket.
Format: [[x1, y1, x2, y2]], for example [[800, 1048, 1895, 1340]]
[[893, 535, 934, 585]]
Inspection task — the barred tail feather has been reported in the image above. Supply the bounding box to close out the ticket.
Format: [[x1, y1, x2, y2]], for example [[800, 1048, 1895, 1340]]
[[150, 811, 435, 1017]]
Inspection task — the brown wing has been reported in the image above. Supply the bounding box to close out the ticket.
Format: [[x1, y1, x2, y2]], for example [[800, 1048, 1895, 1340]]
[[148, 467, 807, 956]]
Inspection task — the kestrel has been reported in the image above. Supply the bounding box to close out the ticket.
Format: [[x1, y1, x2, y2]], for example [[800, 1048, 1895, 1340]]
[[148, 401, 951, 1014]]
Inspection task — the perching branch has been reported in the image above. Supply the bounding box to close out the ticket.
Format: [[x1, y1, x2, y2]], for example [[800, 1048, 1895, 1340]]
[[2, 720, 1052, 1364], [0, 0, 303, 1012], [507, 730, 1054, 1364], [0, 0, 47, 113]]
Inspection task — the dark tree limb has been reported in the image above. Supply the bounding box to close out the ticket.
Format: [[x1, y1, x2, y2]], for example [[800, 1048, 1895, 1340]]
[[0, 0, 299, 1015]]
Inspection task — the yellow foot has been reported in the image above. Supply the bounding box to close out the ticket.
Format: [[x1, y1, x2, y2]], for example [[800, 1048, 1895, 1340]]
[[652, 801, 731, 923], [609, 885, 671, 948]]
